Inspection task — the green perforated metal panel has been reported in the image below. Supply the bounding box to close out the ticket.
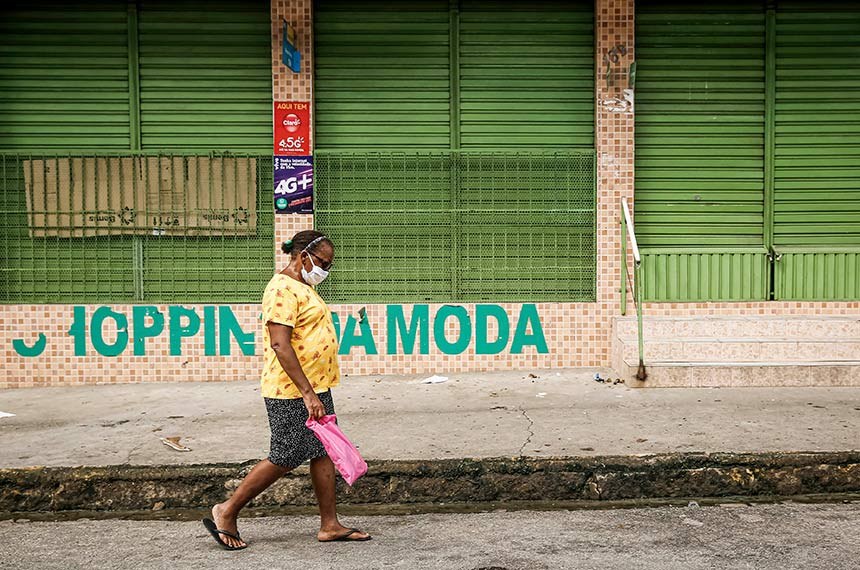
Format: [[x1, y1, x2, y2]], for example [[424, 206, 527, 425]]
[[0, 3, 131, 150], [139, 155, 275, 303], [313, 0, 451, 150], [772, 2, 860, 300], [0, 152, 274, 303], [315, 151, 596, 303], [458, 0, 594, 149], [635, 1, 769, 301], [137, 0, 271, 151]]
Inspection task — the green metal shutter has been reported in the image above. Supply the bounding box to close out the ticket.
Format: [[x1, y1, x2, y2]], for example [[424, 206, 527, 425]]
[[314, 1, 596, 303], [137, 0, 271, 151], [314, 0, 451, 150], [457, 1, 595, 300], [458, 0, 593, 149], [0, 3, 131, 150], [635, 1, 769, 301], [136, 0, 273, 301], [773, 1, 860, 299], [0, 3, 134, 301], [313, 1, 453, 301]]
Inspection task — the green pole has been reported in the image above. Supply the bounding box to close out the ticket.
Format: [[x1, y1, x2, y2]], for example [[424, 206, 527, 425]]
[[635, 260, 646, 381], [621, 213, 627, 315]]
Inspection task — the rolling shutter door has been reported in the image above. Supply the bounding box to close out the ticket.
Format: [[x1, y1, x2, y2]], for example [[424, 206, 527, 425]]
[[457, 0, 594, 300], [314, 1, 453, 301], [0, 3, 130, 150], [635, 1, 769, 301], [137, 0, 273, 301], [0, 3, 133, 301], [773, 1, 860, 299], [313, 0, 451, 150], [137, 0, 271, 151], [314, 1, 595, 303], [458, 0, 593, 149]]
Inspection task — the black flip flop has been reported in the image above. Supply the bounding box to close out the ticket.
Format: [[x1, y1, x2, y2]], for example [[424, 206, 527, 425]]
[[202, 518, 248, 551], [319, 528, 372, 543]]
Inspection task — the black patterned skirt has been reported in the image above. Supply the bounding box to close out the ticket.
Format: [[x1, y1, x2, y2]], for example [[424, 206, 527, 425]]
[[264, 390, 335, 468]]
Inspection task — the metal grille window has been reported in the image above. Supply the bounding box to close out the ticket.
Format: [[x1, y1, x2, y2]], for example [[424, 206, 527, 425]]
[[0, 153, 274, 303], [315, 151, 596, 303]]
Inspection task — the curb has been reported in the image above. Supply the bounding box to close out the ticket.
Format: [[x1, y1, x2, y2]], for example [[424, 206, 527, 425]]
[[1, 451, 859, 514]]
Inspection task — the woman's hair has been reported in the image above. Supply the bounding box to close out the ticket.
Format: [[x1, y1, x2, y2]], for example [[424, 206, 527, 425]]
[[281, 230, 333, 257]]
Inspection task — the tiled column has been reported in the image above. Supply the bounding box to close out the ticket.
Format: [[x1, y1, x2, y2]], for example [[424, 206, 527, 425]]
[[271, 0, 315, 260], [595, 0, 635, 314]]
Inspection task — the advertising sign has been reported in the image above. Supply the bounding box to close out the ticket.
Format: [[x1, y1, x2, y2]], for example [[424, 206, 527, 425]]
[[274, 101, 310, 155], [282, 20, 301, 73], [274, 155, 313, 214]]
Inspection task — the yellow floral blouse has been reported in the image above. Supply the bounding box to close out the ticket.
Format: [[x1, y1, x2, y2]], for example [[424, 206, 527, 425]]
[[260, 274, 340, 399]]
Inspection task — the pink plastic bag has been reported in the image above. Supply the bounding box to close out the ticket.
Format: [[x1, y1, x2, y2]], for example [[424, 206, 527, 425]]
[[305, 414, 368, 486]]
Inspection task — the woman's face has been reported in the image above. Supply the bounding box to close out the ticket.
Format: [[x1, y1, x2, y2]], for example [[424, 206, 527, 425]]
[[301, 242, 334, 273]]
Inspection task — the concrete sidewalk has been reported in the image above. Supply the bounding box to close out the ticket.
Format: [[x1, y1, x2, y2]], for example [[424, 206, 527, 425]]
[[1, 369, 858, 469], [0, 369, 858, 513]]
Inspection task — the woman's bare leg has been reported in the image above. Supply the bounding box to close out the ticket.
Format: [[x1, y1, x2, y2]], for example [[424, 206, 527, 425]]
[[211, 459, 292, 548], [310, 455, 370, 541]]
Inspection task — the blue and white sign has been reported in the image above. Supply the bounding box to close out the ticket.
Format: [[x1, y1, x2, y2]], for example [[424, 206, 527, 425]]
[[274, 155, 313, 214], [282, 20, 301, 73]]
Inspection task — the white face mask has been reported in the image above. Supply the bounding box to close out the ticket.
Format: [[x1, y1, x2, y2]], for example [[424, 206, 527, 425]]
[[301, 252, 329, 285]]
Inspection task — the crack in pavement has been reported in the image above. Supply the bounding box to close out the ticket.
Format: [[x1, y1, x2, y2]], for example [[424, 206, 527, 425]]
[[124, 440, 146, 465], [517, 407, 535, 456]]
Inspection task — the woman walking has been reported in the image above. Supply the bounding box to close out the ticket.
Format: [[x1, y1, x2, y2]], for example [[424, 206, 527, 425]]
[[203, 230, 371, 550]]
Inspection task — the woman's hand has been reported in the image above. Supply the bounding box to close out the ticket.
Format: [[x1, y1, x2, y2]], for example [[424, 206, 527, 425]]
[[304, 392, 325, 420]]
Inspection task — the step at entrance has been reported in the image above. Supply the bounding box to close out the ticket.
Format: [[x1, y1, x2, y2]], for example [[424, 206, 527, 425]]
[[612, 316, 860, 387]]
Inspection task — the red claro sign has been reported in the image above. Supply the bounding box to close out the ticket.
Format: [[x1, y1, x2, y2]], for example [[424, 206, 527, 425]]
[[274, 101, 310, 155]]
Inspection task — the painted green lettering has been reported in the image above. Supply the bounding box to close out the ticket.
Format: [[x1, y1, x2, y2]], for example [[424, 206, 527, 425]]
[[203, 306, 217, 356], [219, 306, 255, 356], [91, 306, 129, 357], [12, 333, 47, 357], [510, 304, 548, 354], [339, 315, 378, 355], [475, 304, 510, 355], [434, 305, 471, 355], [331, 312, 341, 341], [387, 304, 429, 355], [132, 306, 164, 356], [169, 306, 200, 356], [69, 306, 87, 356]]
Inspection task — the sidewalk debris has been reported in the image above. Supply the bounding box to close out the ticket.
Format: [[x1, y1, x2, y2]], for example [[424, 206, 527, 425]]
[[536, 392, 547, 398], [160, 436, 192, 452], [0, 411, 15, 419], [421, 375, 448, 384], [594, 373, 625, 385]]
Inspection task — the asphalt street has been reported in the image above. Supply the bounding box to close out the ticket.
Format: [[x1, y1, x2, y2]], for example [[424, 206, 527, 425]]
[[1, 502, 857, 570]]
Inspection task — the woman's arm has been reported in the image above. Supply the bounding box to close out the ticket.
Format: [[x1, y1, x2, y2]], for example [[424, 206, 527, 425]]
[[268, 322, 325, 419]]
